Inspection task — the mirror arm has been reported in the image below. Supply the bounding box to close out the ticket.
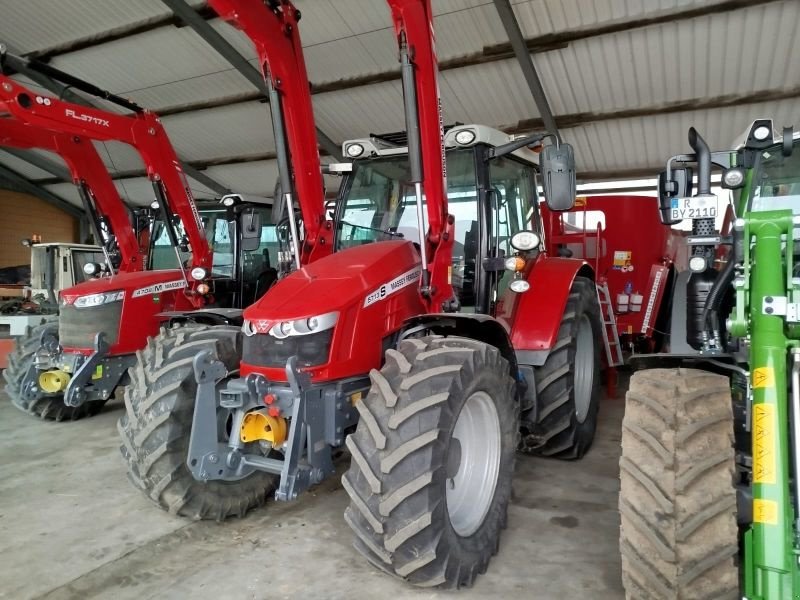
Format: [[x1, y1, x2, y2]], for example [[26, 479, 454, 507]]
[[488, 132, 557, 160]]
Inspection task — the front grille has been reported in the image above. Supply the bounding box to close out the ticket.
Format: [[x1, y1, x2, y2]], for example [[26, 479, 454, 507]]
[[243, 329, 333, 368], [59, 302, 123, 348]]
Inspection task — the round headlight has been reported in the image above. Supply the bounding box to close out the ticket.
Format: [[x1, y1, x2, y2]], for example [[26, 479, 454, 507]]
[[722, 168, 745, 188], [222, 196, 236, 207], [689, 256, 706, 273], [510, 231, 541, 251], [190, 267, 207, 281], [307, 316, 319, 331], [509, 279, 531, 293], [454, 129, 476, 145], [150, 200, 159, 210], [279, 321, 292, 336], [346, 143, 364, 158], [83, 262, 98, 276], [753, 126, 771, 141]]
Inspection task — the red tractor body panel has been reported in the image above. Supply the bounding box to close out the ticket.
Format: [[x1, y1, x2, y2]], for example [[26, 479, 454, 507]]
[[496, 254, 591, 354], [241, 240, 426, 383], [59, 269, 195, 355]]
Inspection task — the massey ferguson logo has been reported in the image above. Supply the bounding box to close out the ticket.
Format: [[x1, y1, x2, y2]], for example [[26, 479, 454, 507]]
[[132, 280, 186, 298], [65, 108, 110, 127], [61, 294, 78, 306]]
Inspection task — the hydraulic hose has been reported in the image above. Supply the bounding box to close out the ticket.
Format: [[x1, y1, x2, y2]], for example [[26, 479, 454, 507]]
[[702, 249, 736, 346]]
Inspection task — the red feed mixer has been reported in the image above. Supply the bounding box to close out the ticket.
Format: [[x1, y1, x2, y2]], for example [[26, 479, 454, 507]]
[[542, 195, 687, 355], [0, 52, 283, 420], [120, 0, 614, 589]]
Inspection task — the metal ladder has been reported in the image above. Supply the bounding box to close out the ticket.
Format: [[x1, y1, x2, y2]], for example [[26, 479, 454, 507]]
[[596, 281, 623, 367]]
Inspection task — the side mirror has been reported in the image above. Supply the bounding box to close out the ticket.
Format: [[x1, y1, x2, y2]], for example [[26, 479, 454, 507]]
[[240, 208, 262, 252], [540, 143, 576, 211], [657, 168, 692, 225]]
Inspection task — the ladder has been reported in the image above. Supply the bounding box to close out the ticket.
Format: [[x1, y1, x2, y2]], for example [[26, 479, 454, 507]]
[[596, 281, 623, 367]]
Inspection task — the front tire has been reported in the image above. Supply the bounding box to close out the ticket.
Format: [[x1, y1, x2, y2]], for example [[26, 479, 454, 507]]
[[118, 323, 277, 520], [343, 336, 518, 588], [619, 368, 738, 599], [3, 322, 105, 421], [519, 275, 602, 458]]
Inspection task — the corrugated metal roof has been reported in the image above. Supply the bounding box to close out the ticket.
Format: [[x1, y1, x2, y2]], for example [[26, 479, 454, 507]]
[[1, 0, 798, 200], [0, 149, 55, 180]]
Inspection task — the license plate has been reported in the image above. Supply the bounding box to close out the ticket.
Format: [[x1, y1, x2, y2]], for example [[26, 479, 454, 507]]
[[670, 195, 717, 220]]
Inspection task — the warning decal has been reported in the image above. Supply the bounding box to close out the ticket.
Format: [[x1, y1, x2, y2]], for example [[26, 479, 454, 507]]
[[753, 367, 775, 389], [753, 403, 776, 484], [753, 499, 778, 525], [612, 250, 632, 272]]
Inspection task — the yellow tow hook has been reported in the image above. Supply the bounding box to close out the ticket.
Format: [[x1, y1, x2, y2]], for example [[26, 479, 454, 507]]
[[240, 410, 287, 447], [39, 370, 71, 393]]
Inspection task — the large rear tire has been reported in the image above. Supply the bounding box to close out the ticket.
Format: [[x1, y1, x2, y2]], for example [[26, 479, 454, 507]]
[[619, 368, 738, 599], [519, 275, 602, 458], [3, 322, 105, 421], [118, 323, 277, 520], [343, 336, 518, 588]]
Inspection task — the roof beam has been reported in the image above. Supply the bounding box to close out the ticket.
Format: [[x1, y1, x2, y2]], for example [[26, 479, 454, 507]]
[[0, 163, 82, 217], [492, 0, 559, 140], [160, 0, 342, 160], [2, 148, 72, 181], [505, 84, 800, 134]]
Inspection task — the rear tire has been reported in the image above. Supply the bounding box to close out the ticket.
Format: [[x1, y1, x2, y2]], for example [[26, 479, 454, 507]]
[[343, 336, 518, 588], [519, 275, 602, 458], [118, 323, 277, 520], [3, 322, 105, 421], [619, 368, 738, 599]]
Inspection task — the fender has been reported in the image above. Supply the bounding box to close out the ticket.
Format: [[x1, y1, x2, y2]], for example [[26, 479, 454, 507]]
[[401, 313, 518, 377], [502, 256, 594, 366]]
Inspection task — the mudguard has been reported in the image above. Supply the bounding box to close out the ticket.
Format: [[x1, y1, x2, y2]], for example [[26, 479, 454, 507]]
[[500, 256, 593, 366]]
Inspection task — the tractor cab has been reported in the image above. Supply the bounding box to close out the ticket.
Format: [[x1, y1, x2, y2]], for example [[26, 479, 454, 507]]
[[335, 124, 544, 313]]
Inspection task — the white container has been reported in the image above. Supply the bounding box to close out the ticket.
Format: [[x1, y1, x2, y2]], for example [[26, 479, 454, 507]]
[[629, 293, 644, 312], [616, 293, 630, 313]]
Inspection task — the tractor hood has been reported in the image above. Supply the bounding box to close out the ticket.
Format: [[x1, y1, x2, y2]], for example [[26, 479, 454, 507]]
[[60, 270, 188, 305], [244, 240, 421, 322]]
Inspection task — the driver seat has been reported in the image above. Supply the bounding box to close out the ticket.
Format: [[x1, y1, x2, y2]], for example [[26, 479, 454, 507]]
[[254, 249, 278, 301]]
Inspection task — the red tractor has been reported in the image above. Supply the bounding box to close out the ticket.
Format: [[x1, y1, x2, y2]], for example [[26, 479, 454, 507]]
[[120, 0, 606, 587], [0, 55, 300, 421]]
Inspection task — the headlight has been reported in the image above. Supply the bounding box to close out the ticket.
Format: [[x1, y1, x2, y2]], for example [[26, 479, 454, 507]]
[[270, 311, 339, 339], [454, 129, 476, 145], [509, 279, 530, 293], [190, 267, 208, 281], [73, 290, 124, 308], [722, 167, 745, 189], [689, 256, 707, 273], [510, 230, 540, 251], [346, 143, 364, 158], [753, 125, 771, 141], [83, 262, 99, 276]]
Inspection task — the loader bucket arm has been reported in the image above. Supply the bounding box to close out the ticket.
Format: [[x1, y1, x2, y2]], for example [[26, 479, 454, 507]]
[[386, 0, 455, 312], [208, 0, 330, 263], [0, 118, 143, 272], [0, 72, 211, 270]]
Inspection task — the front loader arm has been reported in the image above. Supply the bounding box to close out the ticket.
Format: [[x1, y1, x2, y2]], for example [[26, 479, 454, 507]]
[[209, 0, 330, 264], [0, 119, 143, 271], [0, 72, 211, 270], [386, 0, 455, 312]]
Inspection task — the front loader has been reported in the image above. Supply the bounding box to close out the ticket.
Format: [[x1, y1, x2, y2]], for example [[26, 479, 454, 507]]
[[0, 54, 291, 421], [618, 120, 800, 599], [121, 0, 609, 588]]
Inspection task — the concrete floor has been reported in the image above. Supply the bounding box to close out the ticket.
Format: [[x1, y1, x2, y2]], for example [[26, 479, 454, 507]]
[[0, 387, 625, 600]]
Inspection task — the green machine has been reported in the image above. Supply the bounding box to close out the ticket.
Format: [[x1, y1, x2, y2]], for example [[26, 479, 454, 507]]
[[618, 120, 800, 599]]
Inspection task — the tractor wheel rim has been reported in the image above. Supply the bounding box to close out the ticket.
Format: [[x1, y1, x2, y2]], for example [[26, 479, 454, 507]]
[[446, 390, 501, 537], [574, 314, 594, 424]]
